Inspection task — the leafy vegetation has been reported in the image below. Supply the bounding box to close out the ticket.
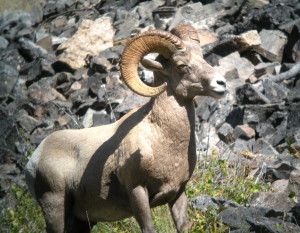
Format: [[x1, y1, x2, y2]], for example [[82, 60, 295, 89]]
[[287, 139, 300, 158], [0, 185, 45, 233], [1, 150, 270, 233], [187, 152, 269, 204]]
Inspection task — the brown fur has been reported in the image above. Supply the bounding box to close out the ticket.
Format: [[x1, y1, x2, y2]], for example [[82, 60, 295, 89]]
[[25, 26, 227, 233]]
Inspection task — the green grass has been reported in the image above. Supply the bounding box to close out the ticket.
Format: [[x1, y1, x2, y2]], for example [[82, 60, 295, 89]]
[[0, 185, 45, 233], [93, 205, 175, 233], [1, 151, 270, 233], [187, 153, 269, 204]]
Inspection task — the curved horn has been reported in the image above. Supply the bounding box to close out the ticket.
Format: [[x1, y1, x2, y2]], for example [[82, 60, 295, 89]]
[[170, 24, 200, 43], [120, 30, 185, 97]]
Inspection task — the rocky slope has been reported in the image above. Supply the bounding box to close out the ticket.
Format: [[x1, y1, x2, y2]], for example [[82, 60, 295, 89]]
[[0, 0, 300, 232]]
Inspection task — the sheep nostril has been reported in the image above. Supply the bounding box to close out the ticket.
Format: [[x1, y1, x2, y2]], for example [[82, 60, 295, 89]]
[[217, 80, 226, 87]]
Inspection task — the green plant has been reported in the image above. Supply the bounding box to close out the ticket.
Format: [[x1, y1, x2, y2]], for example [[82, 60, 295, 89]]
[[93, 205, 175, 233], [93, 217, 140, 233], [1, 185, 46, 233], [287, 139, 300, 158], [187, 154, 269, 204], [188, 207, 228, 233], [185, 152, 270, 232]]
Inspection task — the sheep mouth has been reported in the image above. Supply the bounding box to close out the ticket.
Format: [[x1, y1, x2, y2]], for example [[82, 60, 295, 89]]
[[210, 89, 227, 99]]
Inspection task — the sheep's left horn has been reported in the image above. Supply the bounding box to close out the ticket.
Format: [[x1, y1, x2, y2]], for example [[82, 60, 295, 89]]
[[170, 24, 200, 43], [120, 30, 185, 97]]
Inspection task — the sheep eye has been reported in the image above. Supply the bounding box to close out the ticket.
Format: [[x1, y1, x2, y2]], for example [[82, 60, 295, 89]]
[[177, 64, 187, 70]]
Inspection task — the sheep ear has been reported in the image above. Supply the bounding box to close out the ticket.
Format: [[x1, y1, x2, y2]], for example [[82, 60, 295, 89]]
[[141, 58, 163, 71]]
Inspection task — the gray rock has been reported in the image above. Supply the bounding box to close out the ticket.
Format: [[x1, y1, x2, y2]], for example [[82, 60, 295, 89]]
[[217, 122, 234, 144], [28, 77, 66, 103], [30, 5, 43, 25], [225, 106, 244, 128], [92, 110, 111, 127], [251, 191, 296, 213], [0, 115, 15, 163], [1, 48, 26, 73], [279, 18, 300, 35], [137, 0, 165, 27], [99, 47, 121, 65], [82, 108, 95, 128], [205, 97, 234, 128], [291, 202, 300, 223], [254, 30, 288, 62], [254, 62, 281, 78], [243, 104, 286, 128], [288, 168, 300, 199], [218, 206, 268, 231], [0, 36, 8, 49], [288, 78, 300, 102], [0, 62, 18, 98], [26, 57, 56, 82], [252, 138, 279, 156], [287, 103, 300, 139], [153, 6, 176, 29], [233, 124, 255, 140], [0, 12, 33, 39], [57, 17, 114, 70], [231, 138, 254, 154], [212, 197, 241, 208], [16, 109, 41, 133], [115, 94, 150, 115], [254, 0, 269, 9], [268, 162, 295, 180], [195, 96, 217, 122], [0, 163, 20, 176], [262, 79, 289, 103], [247, 216, 300, 233], [238, 3, 297, 32], [202, 30, 260, 57], [30, 128, 54, 146], [43, 0, 75, 17], [236, 84, 270, 105], [219, 52, 254, 81], [190, 195, 219, 212], [90, 56, 109, 74], [36, 36, 53, 52], [18, 37, 56, 79], [255, 111, 288, 147], [18, 37, 53, 60], [271, 179, 289, 192], [292, 39, 300, 62], [169, 2, 223, 30], [51, 36, 68, 46], [113, 9, 140, 41]]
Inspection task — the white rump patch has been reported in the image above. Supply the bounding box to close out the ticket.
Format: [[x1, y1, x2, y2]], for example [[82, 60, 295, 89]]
[[25, 139, 45, 200]]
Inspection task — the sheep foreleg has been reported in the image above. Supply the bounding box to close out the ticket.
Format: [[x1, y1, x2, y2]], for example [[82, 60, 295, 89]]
[[129, 186, 155, 233]]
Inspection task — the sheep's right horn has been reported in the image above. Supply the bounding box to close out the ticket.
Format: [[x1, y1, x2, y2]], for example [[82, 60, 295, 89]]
[[120, 30, 185, 97]]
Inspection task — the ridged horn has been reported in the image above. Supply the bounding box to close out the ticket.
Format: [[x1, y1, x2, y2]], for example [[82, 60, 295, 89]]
[[120, 30, 185, 97], [170, 24, 200, 43]]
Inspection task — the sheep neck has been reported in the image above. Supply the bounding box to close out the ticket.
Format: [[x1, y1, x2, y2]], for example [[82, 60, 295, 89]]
[[148, 89, 195, 142]]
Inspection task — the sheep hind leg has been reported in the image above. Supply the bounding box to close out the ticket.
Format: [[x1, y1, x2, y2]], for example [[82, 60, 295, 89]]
[[38, 192, 67, 233], [39, 191, 95, 233], [168, 191, 190, 233]]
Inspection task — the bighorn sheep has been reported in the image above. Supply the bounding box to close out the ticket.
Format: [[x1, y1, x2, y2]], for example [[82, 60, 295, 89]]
[[25, 24, 227, 233]]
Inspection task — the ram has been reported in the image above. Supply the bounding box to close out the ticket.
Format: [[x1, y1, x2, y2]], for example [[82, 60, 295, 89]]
[[25, 24, 227, 233]]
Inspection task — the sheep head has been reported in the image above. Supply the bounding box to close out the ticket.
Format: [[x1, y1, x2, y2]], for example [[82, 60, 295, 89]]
[[120, 24, 227, 99]]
